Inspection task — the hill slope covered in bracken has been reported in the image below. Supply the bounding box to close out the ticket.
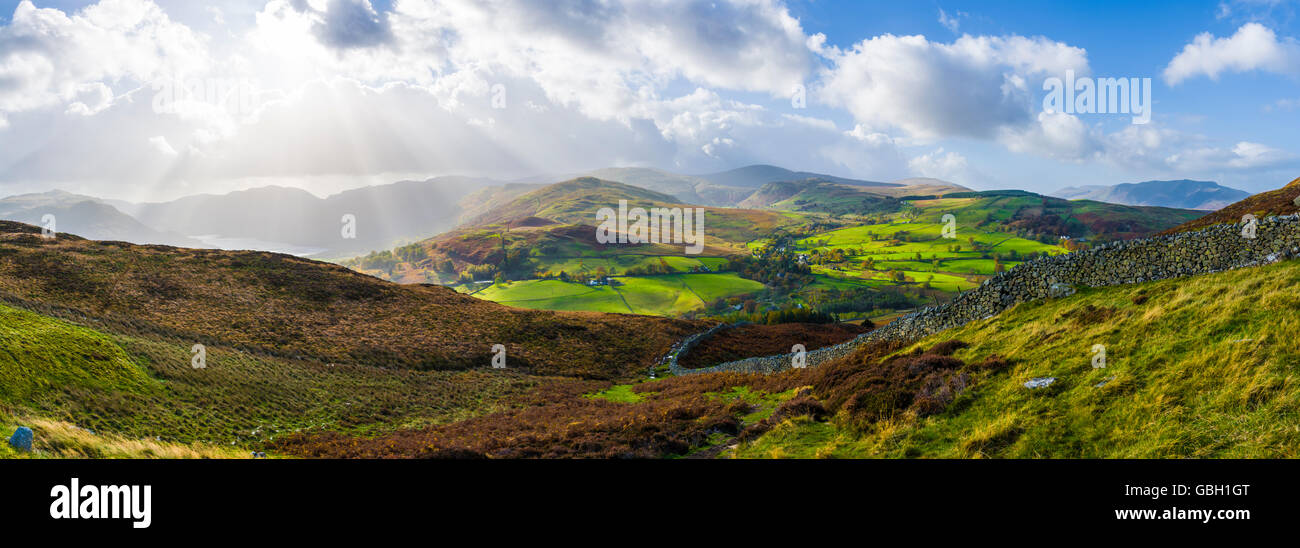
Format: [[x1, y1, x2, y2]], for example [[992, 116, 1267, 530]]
[[0, 221, 700, 378]]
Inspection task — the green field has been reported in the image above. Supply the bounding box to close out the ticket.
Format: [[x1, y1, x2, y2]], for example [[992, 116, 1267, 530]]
[[791, 213, 1065, 294], [477, 273, 764, 316], [532, 254, 729, 277], [476, 279, 631, 313]]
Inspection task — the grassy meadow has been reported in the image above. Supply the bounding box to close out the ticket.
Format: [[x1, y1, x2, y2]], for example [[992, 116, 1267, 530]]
[[733, 257, 1300, 458]]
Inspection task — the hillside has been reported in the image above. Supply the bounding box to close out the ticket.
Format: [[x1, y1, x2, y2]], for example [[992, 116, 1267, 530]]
[[354, 177, 800, 279], [455, 183, 546, 225], [1160, 176, 1300, 235], [572, 167, 753, 206], [737, 178, 967, 213], [0, 298, 548, 452], [732, 256, 1300, 457], [276, 255, 1300, 459], [1053, 179, 1251, 210], [0, 221, 700, 378]]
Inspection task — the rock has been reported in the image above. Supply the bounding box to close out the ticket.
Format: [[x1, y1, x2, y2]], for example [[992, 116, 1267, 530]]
[[1094, 376, 1116, 388], [1048, 283, 1076, 299], [8, 426, 33, 452], [1024, 377, 1056, 389]]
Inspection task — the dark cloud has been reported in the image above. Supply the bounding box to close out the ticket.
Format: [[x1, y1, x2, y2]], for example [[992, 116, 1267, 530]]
[[298, 0, 394, 49]]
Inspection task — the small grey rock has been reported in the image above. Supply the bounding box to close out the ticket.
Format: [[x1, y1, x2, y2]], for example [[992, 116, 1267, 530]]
[[1024, 377, 1056, 389]]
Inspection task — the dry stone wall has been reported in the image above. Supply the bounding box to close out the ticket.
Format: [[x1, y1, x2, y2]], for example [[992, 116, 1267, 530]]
[[675, 214, 1300, 375]]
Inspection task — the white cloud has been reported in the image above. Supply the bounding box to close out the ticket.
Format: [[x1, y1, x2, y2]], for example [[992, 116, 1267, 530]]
[[817, 33, 1089, 141], [1264, 97, 1300, 110], [997, 111, 1099, 161], [0, 0, 1295, 200], [909, 147, 967, 180], [938, 8, 960, 34], [1166, 141, 1298, 171], [148, 135, 178, 155], [1163, 23, 1300, 85], [0, 0, 210, 116]]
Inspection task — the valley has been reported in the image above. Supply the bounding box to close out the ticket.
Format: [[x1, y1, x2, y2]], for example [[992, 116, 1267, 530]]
[[1, 167, 1291, 462]]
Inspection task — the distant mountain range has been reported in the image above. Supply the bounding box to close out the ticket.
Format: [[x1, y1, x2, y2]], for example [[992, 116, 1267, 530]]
[[1052, 180, 1250, 210], [104, 176, 500, 257], [0, 190, 201, 247], [0, 165, 919, 257], [698, 164, 894, 189], [2, 167, 1235, 260]]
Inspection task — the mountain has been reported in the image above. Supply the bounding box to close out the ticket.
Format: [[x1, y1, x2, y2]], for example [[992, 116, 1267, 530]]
[[738, 179, 901, 213], [738, 178, 970, 212], [1160, 176, 1300, 235], [515, 165, 898, 206], [576, 167, 753, 206], [0, 190, 202, 247], [463, 177, 681, 227], [347, 177, 799, 285], [124, 176, 501, 257], [455, 183, 545, 225], [1052, 180, 1250, 210], [698, 164, 895, 189]]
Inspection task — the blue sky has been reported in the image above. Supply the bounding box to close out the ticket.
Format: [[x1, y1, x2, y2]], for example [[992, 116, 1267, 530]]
[[1, 0, 1298, 201]]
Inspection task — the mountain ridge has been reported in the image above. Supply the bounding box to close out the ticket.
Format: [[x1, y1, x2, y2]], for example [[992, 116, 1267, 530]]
[[1052, 179, 1250, 210]]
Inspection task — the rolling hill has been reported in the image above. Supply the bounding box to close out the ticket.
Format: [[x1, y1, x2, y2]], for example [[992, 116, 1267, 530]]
[[1052, 179, 1250, 210], [737, 178, 968, 213], [0, 220, 700, 378]]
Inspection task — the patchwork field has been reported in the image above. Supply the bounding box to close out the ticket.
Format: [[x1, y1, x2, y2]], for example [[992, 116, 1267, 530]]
[[477, 273, 765, 316], [791, 218, 1064, 293]]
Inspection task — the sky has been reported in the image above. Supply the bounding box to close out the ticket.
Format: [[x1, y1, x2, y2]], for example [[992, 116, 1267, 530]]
[[0, 0, 1298, 202]]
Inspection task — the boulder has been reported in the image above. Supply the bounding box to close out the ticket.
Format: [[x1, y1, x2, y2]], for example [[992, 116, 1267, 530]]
[[8, 426, 33, 452]]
